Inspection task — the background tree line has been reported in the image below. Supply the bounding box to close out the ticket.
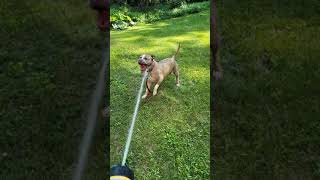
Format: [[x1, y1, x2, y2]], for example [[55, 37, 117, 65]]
[[111, 0, 209, 8]]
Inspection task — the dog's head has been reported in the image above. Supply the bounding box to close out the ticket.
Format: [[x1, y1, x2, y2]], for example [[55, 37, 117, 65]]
[[138, 54, 155, 73]]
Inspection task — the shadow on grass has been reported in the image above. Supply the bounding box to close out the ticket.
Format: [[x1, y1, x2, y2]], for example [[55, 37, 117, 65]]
[[213, 1, 320, 179], [0, 1, 107, 179]]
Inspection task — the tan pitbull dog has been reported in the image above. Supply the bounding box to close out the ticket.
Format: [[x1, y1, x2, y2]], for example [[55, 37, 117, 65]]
[[138, 43, 181, 99]]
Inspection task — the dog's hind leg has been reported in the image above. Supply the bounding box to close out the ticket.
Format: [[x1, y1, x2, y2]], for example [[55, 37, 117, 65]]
[[173, 64, 180, 87]]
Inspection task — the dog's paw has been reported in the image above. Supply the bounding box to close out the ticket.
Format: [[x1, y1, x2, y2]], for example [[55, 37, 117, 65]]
[[153, 91, 157, 96], [176, 83, 180, 87], [142, 94, 148, 99]]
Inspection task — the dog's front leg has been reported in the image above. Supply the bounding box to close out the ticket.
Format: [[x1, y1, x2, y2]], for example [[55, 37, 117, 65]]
[[153, 76, 163, 96], [142, 79, 151, 99]]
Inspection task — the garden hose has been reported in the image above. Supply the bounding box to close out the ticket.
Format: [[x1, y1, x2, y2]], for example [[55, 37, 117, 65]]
[[110, 165, 134, 180], [110, 71, 148, 180]]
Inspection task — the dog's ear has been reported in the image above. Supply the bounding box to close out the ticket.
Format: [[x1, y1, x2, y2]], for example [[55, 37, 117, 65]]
[[151, 55, 155, 60]]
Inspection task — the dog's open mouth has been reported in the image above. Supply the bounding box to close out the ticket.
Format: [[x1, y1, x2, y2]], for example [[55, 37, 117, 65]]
[[139, 63, 147, 72]]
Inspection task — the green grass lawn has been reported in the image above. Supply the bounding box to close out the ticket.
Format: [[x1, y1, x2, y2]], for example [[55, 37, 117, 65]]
[[110, 10, 210, 179], [214, 0, 320, 179], [0, 1, 106, 179]]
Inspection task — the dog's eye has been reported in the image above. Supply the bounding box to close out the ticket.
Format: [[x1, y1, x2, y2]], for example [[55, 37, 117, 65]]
[[144, 57, 147, 60]]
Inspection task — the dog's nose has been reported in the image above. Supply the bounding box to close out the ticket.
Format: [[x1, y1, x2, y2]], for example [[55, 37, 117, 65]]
[[138, 59, 144, 64]]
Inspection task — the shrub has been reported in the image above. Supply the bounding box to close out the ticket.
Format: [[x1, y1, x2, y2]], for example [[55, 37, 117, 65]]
[[111, 0, 208, 7], [110, 11, 136, 30], [110, 1, 209, 30], [168, 0, 186, 8]]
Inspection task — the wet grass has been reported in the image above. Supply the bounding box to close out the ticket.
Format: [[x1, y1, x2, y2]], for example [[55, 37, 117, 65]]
[[213, 0, 320, 179]]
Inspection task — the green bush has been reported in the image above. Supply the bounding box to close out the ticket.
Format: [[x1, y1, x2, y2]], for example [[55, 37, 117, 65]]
[[111, 0, 208, 7], [110, 11, 135, 30], [110, 13, 132, 24], [168, 0, 185, 8], [110, 1, 209, 30]]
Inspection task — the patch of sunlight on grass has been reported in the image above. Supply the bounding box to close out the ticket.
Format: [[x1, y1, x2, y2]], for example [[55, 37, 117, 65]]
[[113, 36, 141, 42], [136, 22, 170, 28], [183, 66, 210, 81], [113, 30, 210, 48], [187, 31, 210, 46], [112, 59, 140, 75], [135, 46, 176, 56], [112, 22, 170, 34], [162, 35, 198, 43]]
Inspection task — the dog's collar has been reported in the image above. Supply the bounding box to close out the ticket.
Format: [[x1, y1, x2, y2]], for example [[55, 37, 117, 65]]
[[146, 60, 155, 72]]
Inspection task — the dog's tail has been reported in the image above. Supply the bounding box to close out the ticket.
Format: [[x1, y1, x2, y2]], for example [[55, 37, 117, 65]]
[[173, 43, 181, 60]]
